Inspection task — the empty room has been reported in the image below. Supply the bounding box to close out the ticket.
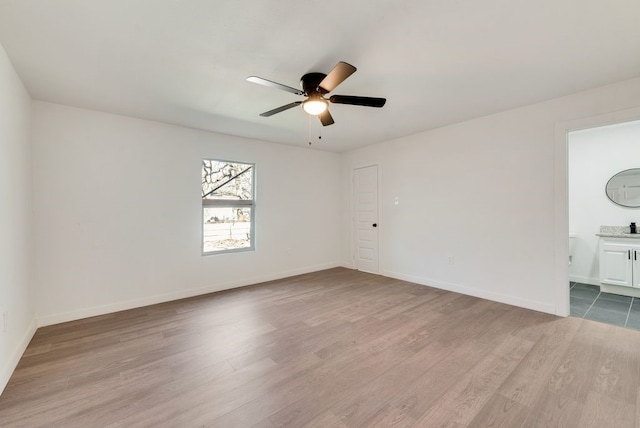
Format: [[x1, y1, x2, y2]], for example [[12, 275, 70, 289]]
[[3, 1, 640, 426]]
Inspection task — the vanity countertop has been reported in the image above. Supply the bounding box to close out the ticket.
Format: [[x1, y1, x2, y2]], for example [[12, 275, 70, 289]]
[[597, 233, 640, 239], [596, 225, 640, 239]]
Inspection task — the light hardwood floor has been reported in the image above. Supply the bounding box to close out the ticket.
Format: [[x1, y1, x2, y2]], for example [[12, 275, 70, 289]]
[[1, 267, 640, 427]]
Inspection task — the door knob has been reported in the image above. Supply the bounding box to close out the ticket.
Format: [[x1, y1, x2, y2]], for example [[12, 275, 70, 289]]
[[372, 223, 377, 227]]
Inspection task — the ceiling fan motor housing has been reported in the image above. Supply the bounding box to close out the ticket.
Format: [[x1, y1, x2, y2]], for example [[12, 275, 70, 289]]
[[300, 72, 328, 95]]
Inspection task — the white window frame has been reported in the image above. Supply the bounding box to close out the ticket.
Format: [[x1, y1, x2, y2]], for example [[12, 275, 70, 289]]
[[201, 159, 255, 255]]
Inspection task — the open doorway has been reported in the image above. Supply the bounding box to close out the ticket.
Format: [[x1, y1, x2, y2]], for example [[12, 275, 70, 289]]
[[567, 119, 640, 329]]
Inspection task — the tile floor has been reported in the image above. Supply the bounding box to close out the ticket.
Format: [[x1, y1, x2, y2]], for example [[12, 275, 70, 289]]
[[570, 282, 640, 330]]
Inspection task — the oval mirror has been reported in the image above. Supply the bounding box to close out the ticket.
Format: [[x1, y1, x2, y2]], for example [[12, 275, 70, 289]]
[[606, 168, 640, 208]]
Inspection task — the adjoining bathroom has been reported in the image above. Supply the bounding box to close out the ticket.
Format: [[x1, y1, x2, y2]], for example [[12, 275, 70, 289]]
[[568, 119, 640, 328]]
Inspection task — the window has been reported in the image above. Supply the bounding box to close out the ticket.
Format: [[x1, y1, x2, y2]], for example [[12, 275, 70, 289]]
[[202, 159, 255, 254]]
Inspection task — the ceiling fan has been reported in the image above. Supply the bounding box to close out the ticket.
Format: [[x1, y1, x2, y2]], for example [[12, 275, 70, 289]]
[[246, 61, 386, 126]]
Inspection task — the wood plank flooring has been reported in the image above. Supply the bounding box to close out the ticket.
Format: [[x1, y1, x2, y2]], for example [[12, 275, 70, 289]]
[[2, 267, 640, 427]]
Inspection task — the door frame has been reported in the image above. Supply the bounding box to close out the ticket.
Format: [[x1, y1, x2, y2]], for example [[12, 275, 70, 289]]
[[554, 106, 640, 317], [351, 164, 380, 274]]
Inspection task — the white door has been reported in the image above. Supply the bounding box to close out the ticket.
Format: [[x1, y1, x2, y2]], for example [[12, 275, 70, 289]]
[[353, 165, 379, 273], [600, 243, 633, 287]]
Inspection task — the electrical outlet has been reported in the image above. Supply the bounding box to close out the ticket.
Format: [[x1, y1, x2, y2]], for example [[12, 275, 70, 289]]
[[448, 256, 455, 265]]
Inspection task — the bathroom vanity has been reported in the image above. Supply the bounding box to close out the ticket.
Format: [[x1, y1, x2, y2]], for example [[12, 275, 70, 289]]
[[598, 226, 640, 297]]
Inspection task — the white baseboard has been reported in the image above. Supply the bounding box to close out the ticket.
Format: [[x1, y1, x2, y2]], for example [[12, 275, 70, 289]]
[[383, 270, 557, 315], [341, 261, 355, 269], [37, 262, 342, 327], [0, 318, 37, 396]]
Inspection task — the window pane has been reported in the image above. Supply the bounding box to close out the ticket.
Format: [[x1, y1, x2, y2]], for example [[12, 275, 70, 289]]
[[203, 207, 252, 252], [202, 160, 253, 200]]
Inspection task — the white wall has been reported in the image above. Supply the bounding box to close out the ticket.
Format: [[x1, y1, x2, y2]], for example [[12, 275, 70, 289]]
[[0, 44, 36, 394], [569, 120, 640, 285], [342, 77, 640, 316], [32, 102, 342, 325]]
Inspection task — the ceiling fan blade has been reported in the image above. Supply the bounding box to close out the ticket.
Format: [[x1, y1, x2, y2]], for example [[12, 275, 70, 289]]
[[318, 62, 357, 93], [247, 76, 304, 96], [329, 95, 386, 108], [259, 101, 303, 117], [319, 109, 335, 126]]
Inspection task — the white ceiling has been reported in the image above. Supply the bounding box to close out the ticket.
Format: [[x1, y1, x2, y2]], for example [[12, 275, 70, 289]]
[[1, 1, 640, 152]]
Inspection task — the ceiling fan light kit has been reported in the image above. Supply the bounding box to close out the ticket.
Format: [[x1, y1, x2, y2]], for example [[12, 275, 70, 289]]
[[247, 61, 386, 127], [302, 96, 328, 115]]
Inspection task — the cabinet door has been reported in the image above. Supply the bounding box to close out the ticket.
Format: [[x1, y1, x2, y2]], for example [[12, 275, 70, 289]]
[[600, 243, 633, 287], [634, 249, 640, 288]]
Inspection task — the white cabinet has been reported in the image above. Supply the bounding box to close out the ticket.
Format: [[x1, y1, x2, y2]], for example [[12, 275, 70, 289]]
[[599, 239, 640, 288]]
